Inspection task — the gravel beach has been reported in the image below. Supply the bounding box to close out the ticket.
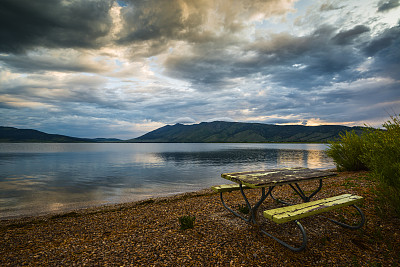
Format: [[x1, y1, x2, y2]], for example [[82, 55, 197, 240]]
[[1, 171, 399, 266]]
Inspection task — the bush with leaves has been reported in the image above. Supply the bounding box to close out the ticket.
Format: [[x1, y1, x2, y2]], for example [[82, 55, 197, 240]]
[[326, 114, 400, 216], [326, 130, 368, 171], [361, 115, 400, 216]]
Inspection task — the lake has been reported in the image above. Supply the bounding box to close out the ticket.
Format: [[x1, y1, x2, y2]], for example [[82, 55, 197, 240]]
[[0, 143, 334, 219]]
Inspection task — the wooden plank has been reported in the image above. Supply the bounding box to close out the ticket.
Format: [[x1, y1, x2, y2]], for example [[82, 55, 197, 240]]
[[263, 194, 363, 224], [211, 184, 251, 193], [221, 167, 336, 188], [265, 194, 353, 214]]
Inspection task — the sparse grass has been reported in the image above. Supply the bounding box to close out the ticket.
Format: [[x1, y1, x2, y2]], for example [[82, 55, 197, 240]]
[[237, 204, 250, 214], [178, 215, 196, 230], [342, 180, 357, 188]]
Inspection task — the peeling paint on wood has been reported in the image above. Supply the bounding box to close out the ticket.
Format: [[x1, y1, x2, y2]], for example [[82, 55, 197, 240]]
[[221, 167, 337, 188], [211, 184, 251, 193], [263, 194, 363, 224]]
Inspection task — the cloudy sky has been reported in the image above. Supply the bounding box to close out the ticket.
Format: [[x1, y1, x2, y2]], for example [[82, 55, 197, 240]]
[[0, 0, 399, 139]]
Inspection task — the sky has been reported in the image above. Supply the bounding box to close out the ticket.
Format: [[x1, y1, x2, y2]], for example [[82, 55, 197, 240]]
[[0, 0, 399, 139]]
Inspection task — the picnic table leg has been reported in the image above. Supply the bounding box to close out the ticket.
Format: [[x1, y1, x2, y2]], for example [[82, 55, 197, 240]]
[[239, 186, 274, 224], [260, 220, 308, 252], [290, 179, 323, 202], [270, 191, 291, 205], [324, 204, 366, 229], [271, 179, 323, 204], [219, 185, 275, 223], [219, 191, 251, 222], [240, 184, 253, 215], [307, 179, 323, 200]]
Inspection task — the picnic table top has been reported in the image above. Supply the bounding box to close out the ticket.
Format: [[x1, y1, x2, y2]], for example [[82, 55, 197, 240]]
[[221, 167, 337, 188]]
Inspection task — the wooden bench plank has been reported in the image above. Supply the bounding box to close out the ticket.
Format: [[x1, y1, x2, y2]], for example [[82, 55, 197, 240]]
[[211, 184, 251, 193], [263, 194, 363, 224], [221, 167, 337, 188]]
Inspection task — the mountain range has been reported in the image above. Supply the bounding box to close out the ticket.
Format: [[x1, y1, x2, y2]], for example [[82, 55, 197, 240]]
[[0, 126, 120, 143], [130, 121, 363, 143], [1, 122, 364, 143]]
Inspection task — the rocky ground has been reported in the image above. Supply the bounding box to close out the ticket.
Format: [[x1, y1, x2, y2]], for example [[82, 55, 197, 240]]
[[1, 171, 399, 266]]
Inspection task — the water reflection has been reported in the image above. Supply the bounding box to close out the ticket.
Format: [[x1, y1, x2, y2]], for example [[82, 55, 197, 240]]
[[0, 143, 334, 219], [276, 149, 329, 169], [154, 147, 332, 170]]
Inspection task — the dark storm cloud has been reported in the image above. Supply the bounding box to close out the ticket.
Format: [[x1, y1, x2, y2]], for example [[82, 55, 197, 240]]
[[116, 0, 209, 58], [117, 0, 184, 43], [117, 0, 297, 57], [1, 0, 399, 138], [0, 72, 125, 112], [0, 53, 107, 73], [364, 23, 400, 56], [377, 0, 400, 12], [164, 23, 372, 89], [165, 54, 236, 88], [364, 23, 400, 79], [117, 0, 294, 44], [0, 0, 114, 53], [332, 25, 370, 45], [247, 27, 356, 87], [316, 81, 400, 123]]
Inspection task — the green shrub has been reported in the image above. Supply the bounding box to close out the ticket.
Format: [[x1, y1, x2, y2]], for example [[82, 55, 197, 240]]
[[326, 114, 400, 217], [326, 130, 368, 171], [362, 115, 400, 185], [361, 115, 400, 215], [178, 215, 196, 230]]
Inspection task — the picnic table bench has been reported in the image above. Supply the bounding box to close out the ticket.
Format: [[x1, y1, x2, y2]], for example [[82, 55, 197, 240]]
[[212, 167, 365, 251]]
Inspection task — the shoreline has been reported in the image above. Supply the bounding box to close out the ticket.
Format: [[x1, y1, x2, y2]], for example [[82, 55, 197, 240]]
[[1, 171, 399, 266], [0, 188, 214, 221], [0, 188, 215, 223]]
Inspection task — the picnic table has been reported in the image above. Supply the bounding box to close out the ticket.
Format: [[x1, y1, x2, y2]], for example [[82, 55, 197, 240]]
[[212, 167, 365, 251]]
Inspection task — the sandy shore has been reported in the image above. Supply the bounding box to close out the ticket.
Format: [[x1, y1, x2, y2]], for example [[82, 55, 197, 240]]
[[1, 171, 399, 266]]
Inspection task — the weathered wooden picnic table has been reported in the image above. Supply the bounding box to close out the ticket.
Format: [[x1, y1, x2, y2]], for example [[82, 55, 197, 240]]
[[212, 167, 365, 251]]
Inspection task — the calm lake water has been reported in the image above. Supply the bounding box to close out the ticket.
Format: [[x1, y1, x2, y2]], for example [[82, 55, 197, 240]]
[[0, 143, 334, 219]]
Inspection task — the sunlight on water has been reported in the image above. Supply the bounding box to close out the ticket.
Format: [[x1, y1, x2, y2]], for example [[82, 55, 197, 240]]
[[0, 143, 334, 219]]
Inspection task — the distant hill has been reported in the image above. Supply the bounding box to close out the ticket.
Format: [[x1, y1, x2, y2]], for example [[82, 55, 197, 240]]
[[130, 121, 364, 143], [1, 122, 365, 143], [0, 126, 91, 142], [91, 138, 122, 142], [0, 127, 121, 143]]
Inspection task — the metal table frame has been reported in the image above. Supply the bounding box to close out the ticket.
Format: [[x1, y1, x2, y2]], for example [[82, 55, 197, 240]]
[[218, 167, 365, 251]]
